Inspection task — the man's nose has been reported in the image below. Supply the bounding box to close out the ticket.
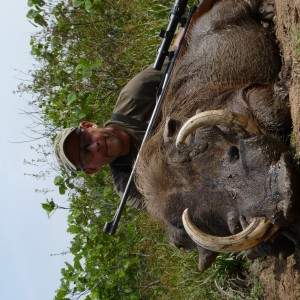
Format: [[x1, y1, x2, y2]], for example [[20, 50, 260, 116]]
[[86, 141, 99, 153]]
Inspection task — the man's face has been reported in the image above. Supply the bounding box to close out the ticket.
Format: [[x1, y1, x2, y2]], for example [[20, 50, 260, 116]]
[[64, 122, 130, 174]]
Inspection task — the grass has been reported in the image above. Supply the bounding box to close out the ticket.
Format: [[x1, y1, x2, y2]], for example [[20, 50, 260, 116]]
[[290, 132, 300, 173], [288, 24, 300, 173], [294, 29, 300, 59], [137, 214, 263, 299]]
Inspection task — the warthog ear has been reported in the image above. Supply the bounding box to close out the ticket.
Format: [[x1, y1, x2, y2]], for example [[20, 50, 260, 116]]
[[163, 117, 182, 143]]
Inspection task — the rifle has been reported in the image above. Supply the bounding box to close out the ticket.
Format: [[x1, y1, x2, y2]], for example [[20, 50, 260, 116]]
[[153, 0, 189, 71], [103, 0, 196, 235]]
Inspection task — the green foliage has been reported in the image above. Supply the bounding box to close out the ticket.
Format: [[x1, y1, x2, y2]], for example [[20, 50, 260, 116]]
[[72, 0, 102, 11], [22, 0, 173, 135], [27, 0, 47, 27], [294, 29, 300, 63], [52, 168, 152, 299], [42, 199, 56, 217], [23, 0, 261, 299]]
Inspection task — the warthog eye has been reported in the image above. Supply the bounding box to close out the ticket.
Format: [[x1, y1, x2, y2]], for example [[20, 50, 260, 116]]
[[227, 145, 239, 162]]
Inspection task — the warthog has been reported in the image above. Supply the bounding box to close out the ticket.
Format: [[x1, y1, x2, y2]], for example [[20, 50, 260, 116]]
[[135, 0, 300, 271]]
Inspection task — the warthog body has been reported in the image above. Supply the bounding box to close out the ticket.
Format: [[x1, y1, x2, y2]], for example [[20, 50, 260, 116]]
[[135, 0, 300, 270]]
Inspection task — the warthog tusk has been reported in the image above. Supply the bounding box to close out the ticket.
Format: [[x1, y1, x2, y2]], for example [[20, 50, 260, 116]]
[[176, 110, 263, 147], [182, 208, 278, 253]]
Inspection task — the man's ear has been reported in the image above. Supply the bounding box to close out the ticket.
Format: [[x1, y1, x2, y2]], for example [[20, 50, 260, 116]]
[[80, 121, 98, 128]]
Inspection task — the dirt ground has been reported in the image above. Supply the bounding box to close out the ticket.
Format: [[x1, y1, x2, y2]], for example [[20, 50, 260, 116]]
[[275, 0, 300, 155], [251, 1, 300, 299]]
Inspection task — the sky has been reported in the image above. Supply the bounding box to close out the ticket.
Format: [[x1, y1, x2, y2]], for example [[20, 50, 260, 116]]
[[0, 1, 72, 299]]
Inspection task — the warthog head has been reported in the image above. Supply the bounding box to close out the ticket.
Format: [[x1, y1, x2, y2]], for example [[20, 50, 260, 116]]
[[136, 111, 300, 270]]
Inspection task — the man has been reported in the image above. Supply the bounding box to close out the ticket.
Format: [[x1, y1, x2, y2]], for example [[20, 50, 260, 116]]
[[54, 30, 183, 209]]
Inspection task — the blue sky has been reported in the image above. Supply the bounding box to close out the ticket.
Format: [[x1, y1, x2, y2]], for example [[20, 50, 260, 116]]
[[0, 2, 72, 299]]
